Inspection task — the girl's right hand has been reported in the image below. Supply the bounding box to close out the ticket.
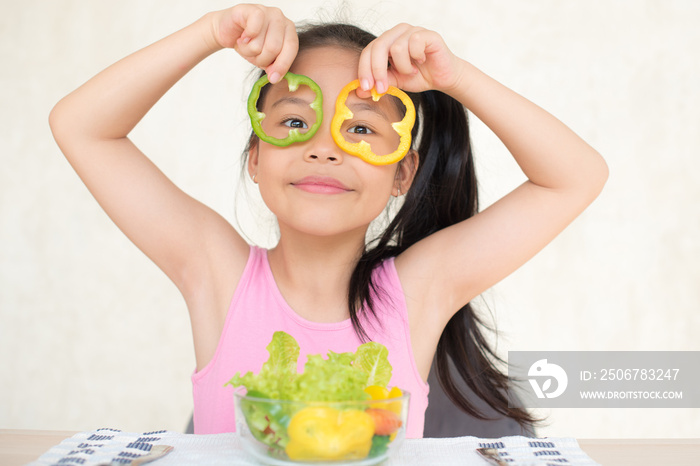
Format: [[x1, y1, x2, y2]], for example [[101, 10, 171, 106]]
[[210, 4, 298, 83]]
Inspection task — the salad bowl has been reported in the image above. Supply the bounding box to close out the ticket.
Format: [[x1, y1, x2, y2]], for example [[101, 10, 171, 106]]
[[234, 389, 410, 465], [229, 331, 409, 464]]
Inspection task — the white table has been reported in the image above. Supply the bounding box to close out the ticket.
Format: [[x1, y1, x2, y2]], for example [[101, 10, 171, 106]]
[[2, 429, 699, 466]]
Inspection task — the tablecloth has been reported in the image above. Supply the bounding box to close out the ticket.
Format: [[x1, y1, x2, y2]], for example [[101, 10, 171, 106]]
[[29, 427, 601, 465]]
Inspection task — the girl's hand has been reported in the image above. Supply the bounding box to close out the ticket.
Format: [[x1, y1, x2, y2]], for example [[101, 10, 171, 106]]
[[358, 24, 464, 95], [210, 4, 298, 83]]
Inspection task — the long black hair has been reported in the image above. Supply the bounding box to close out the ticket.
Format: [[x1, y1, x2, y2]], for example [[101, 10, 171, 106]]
[[246, 23, 537, 430]]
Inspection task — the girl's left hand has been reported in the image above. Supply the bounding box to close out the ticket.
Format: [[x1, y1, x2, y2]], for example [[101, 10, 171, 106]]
[[357, 24, 464, 95]]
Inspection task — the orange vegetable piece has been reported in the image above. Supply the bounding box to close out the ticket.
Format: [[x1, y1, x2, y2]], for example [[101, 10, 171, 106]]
[[366, 408, 402, 435]]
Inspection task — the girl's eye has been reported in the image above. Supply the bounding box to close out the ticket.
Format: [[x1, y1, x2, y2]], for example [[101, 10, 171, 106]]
[[348, 125, 374, 135], [283, 118, 308, 129]]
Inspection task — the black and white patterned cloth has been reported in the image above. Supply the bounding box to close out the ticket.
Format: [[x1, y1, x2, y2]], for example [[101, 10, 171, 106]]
[[30, 428, 601, 465]]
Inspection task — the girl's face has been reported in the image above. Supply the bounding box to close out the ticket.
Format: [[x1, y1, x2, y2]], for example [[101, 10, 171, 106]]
[[248, 46, 417, 240]]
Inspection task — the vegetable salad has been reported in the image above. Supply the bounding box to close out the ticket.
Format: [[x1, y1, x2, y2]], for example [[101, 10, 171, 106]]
[[228, 331, 406, 461]]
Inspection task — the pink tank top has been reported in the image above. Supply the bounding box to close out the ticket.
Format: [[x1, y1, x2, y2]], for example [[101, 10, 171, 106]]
[[191, 246, 429, 438]]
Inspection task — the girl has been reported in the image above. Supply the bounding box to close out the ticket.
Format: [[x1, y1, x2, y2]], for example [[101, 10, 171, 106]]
[[49, 4, 608, 438]]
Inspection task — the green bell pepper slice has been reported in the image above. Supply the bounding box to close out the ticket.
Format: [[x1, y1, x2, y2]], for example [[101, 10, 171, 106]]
[[247, 72, 323, 147]]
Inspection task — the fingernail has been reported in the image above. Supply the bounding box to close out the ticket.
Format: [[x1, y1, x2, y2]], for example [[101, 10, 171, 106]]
[[360, 79, 371, 91], [376, 81, 387, 94], [269, 72, 281, 84]]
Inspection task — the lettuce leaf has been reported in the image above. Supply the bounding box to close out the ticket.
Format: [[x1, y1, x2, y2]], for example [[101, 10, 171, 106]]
[[227, 331, 300, 399], [353, 341, 392, 387], [227, 331, 392, 402], [293, 352, 369, 402]]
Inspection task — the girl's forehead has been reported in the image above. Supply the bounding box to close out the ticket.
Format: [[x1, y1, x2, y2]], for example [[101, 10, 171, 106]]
[[289, 46, 360, 88], [292, 45, 361, 67]]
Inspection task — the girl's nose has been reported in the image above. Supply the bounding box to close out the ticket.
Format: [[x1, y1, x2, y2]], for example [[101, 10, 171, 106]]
[[304, 152, 341, 163], [302, 127, 344, 164]]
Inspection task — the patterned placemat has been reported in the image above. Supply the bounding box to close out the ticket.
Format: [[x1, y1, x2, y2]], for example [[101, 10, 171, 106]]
[[29, 428, 601, 465]]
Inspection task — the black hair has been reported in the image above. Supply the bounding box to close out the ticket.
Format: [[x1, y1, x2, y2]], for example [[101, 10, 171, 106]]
[[245, 22, 538, 430]]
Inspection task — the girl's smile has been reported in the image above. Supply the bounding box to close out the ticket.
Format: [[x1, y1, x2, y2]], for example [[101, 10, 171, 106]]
[[292, 175, 353, 194]]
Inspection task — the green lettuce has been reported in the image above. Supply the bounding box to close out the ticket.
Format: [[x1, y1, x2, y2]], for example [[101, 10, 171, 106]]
[[353, 341, 392, 387], [227, 331, 392, 401], [227, 330, 300, 399]]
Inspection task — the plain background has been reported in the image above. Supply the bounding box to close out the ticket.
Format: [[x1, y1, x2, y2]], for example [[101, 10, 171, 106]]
[[2, 0, 698, 438]]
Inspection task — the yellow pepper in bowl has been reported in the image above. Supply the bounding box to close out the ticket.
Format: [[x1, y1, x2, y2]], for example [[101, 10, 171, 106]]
[[365, 385, 404, 414], [284, 406, 375, 461]]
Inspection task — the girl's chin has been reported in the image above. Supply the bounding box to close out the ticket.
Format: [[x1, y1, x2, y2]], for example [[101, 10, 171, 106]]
[[276, 217, 371, 240]]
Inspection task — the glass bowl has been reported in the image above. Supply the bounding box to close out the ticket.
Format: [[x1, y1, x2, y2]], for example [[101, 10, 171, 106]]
[[234, 390, 410, 465]]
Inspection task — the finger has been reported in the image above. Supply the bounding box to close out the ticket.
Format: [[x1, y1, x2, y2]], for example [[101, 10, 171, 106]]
[[369, 41, 391, 94], [235, 7, 296, 81], [357, 42, 376, 92], [251, 17, 287, 74], [213, 7, 246, 49], [388, 32, 417, 77], [362, 24, 412, 93], [408, 30, 428, 65], [237, 7, 266, 51], [265, 21, 299, 83]]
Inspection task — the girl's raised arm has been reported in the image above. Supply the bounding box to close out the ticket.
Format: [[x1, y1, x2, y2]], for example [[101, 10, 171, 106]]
[[359, 25, 608, 351], [49, 5, 297, 368]]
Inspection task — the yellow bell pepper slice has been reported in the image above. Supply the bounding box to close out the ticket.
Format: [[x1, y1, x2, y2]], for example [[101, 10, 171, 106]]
[[285, 406, 375, 461], [364, 385, 389, 401], [331, 80, 416, 166], [365, 385, 403, 415]]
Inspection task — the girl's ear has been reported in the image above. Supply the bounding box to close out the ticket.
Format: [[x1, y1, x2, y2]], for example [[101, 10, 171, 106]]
[[394, 149, 419, 196], [247, 139, 259, 182]]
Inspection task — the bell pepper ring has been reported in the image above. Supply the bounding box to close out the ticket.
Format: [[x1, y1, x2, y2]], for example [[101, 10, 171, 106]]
[[247, 72, 323, 147], [331, 80, 416, 166]]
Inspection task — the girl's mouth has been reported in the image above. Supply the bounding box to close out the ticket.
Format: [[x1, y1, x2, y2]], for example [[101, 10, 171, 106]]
[[292, 176, 352, 194]]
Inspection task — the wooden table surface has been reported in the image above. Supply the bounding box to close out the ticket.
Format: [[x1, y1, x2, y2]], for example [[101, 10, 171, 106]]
[[2, 429, 699, 465], [577, 438, 700, 465], [1, 430, 79, 466]]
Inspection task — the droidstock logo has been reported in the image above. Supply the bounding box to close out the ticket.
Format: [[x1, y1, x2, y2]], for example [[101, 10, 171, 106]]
[[528, 359, 568, 399]]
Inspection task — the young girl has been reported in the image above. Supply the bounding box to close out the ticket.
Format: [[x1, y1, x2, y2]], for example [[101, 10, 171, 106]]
[[49, 5, 608, 438]]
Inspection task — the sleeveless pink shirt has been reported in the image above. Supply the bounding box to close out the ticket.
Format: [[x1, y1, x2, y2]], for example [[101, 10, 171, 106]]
[[191, 246, 429, 438]]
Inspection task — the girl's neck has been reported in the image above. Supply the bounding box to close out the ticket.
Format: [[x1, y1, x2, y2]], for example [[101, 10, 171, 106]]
[[267, 228, 366, 323]]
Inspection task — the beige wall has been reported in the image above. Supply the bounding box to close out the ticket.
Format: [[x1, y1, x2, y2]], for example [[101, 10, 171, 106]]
[[2, 0, 698, 438]]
